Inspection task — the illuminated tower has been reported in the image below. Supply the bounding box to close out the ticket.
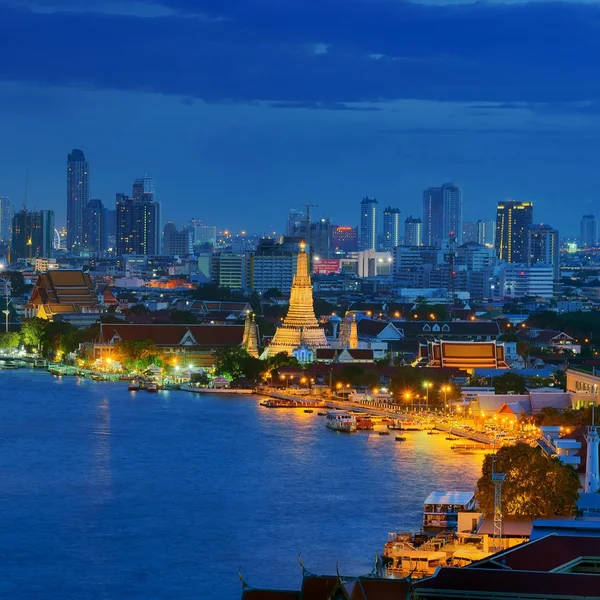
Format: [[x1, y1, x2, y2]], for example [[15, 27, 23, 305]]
[[495, 200, 533, 263], [242, 312, 260, 358], [359, 197, 378, 251], [265, 243, 329, 356], [349, 314, 359, 349], [66, 149, 90, 250], [585, 407, 600, 494]]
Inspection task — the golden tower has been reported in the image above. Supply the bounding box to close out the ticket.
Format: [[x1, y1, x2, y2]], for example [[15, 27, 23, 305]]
[[266, 243, 329, 356]]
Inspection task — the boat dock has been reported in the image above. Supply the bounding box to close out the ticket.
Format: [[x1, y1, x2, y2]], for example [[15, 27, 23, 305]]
[[450, 442, 494, 451]]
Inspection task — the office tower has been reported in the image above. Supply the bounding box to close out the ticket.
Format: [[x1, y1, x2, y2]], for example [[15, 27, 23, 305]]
[[115, 182, 161, 256], [103, 208, 116, 250], [66, 149, 90, 250], [423, 183, 463, 247], [495, 200, 533, 264], [500, 264, 554, 299], [528, 223, 560, 279], [463, 220, 495, 247], [286, 208, 308, 239], [331, 226, 358, 253], [309, 217, 332, 258], [359, 197, 378, 251], [83, 198, 104, 252], [382, 206, 401, 251], [250, 238, 296, 294], [581, 215, 598, 248], [0, 196, 13, 242], [163, 222, 192, 256], [404, 216, 423, 247], [11, 209, 54, 261]]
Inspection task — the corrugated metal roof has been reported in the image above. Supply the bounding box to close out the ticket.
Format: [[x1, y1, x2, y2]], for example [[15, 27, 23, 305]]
[[424, 491, 474, 505]]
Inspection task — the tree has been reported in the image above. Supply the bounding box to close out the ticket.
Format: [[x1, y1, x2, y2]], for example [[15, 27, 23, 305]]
[[20, 318, 47, 352], [115, 339, 165, 371], [494, 372, 527, 395], [214, 347, 263, 381], [0, 332, 20, 348], [475, 442, 580, 519]]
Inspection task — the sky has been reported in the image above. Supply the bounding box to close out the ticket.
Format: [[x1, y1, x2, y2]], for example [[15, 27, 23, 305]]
[[1, 0, 600, 236]]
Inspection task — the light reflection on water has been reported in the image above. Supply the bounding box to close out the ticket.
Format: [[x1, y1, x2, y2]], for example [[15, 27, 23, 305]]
[[0, 372, 484, 599]]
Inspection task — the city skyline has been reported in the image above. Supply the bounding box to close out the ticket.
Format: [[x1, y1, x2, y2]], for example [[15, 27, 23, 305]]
[[2, 2, 600, 235]]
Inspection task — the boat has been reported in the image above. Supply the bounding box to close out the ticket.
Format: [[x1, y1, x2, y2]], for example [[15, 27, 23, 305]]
[[303, 409, 314, 414], [446, 436, 458, 441], [146, 383, 159, 393], [317, 412, 328, 416], [427, 430, 440, 435], [325, 411, 357, 433], [356, 417, 374, 431], [260, 398, 298, 408], [395, 436, 406, 442], [128, 380, 141, 391], [378, 431, 390, 436]]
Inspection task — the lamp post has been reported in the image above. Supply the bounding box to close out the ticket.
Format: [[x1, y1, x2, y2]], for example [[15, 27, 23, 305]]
[[422, 381, 432, 412], [441, 385, 450, 414], [404, 391, 412, 413]]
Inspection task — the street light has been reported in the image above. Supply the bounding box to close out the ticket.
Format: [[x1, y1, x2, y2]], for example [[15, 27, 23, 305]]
[[422, 381, 432, 412], [441, 385, 450, 413]]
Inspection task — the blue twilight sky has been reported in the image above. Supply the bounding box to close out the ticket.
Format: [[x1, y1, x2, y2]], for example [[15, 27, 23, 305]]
[[0, 0, 599, 236]]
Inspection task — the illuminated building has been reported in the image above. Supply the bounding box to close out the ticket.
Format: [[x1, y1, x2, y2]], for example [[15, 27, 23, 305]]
[[382, 206, 401, 251], [66, 149, 90, 250], [264, 243, 329, 356], [0, 196, 13, 242], [331, 225, 357, 253], [83, 198, 105, 252], [528, 223, 559, 279], [249, 238, 295, 294], [495, 200, 533, 263], [423, 183, 463, 247], [359, 197, 378, 251], [241, 312, 260, 358], [11, 209, 55, 261], [463, 220, 495, 247], [404, 216, 422, 246]]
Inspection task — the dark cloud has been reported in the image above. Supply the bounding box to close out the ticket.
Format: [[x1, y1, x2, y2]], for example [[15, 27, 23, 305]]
[[1, 1, 600, 105]]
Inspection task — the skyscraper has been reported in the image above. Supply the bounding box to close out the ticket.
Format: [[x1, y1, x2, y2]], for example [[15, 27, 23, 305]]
[[423, 183, 463, 247], [581, 215, 598, 248], [11, 209, 55, 261], [495, 200, 533, 264], [382, 206, 401, 251], [83, 198, 105, 252], [309, 217, 332, 258], [359, 197, 378, 251], [66, 149, 90, 250], [404, 216, 423, 247], [115, 179, 161, 256], [0, 196, 13, 242], [463, 220, 495, 247], [528, 223, 560, 279], [162, 222, 192, 256]]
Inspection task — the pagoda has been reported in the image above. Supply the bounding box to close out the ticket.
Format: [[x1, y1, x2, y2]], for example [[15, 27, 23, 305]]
[[265, 242, 329, 357]]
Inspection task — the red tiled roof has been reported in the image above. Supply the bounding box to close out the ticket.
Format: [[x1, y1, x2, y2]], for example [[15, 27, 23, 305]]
[[414, 567, 600, 598], [345, 349, 374, 359]]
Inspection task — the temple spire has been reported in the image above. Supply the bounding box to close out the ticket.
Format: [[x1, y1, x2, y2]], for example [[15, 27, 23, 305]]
[[264, 242, 329, 357], [585, 405, 600, 493]]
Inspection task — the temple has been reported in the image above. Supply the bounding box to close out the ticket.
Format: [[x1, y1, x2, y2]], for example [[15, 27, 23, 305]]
[[263, 243, 329, 357]]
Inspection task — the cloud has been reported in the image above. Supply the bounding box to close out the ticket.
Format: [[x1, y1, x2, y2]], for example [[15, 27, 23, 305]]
[[2, 0, 600, 106]]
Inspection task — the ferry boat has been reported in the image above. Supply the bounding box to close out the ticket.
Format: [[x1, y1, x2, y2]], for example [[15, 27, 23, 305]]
[[146, 382, 159, 393], [325, 411, 357, 433], [128, 380, 141, 391]]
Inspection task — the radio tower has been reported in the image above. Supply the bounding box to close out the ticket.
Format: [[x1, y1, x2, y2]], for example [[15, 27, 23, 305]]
[[491, 451, 506, 553]]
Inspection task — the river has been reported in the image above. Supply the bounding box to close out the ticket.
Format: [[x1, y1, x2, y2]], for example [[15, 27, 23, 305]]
[[0, 370, 484, 599]]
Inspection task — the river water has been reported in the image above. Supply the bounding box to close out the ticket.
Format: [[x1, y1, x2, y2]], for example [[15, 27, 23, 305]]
[[0, 370, 484, 599]]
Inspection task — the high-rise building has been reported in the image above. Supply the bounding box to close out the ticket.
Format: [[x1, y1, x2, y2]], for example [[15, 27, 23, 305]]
[[0, 196, 13, 242], [103, 208, 116, 250], [359, 197, 378, 251], [250, 238, 296, 294], [162, 222, 192, 256], [11, 209, 55, 261], [495, 200, 533, 264], [404, 216, 423, 247], [66, 149, 90, 250], [309, 217, 332, 258], [286, 208, 308, 239], [193, 224, 217, 246], [528, 223, 560, 279], [115, 182, 161, 257], [499, 264, 554, 299], [382, 206, 401, 251], [423, 183, 463, 247], [331, 226, 358, 253], [83, 198, 105, 252], [581, 215, 598, 248], [463, 220, 495, 247]]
